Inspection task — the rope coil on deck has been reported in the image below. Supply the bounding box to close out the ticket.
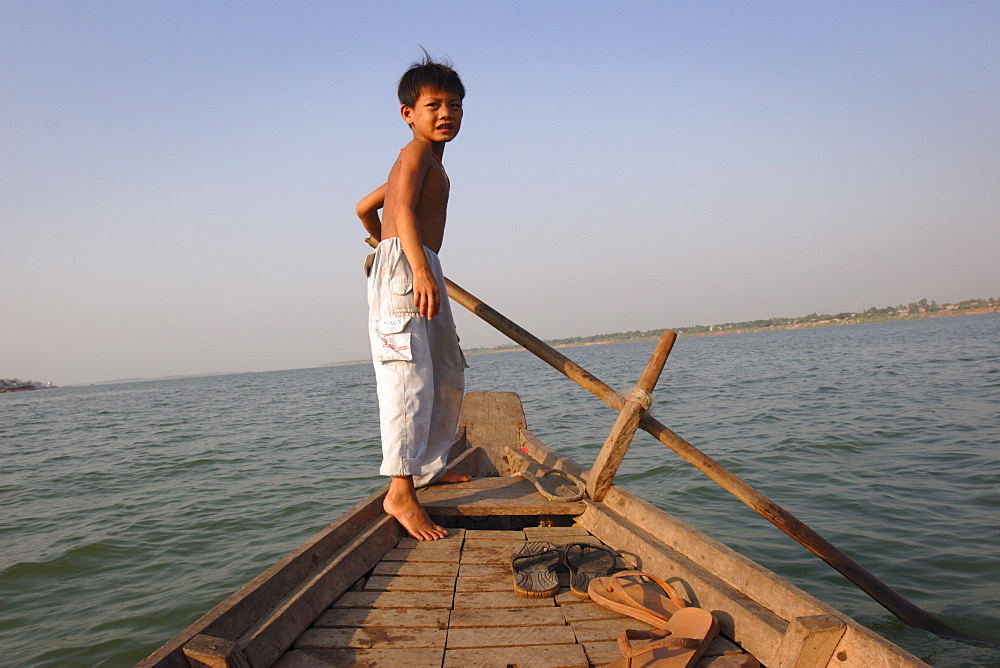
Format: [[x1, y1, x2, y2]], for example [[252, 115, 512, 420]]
[[514, 467, 587, 502]]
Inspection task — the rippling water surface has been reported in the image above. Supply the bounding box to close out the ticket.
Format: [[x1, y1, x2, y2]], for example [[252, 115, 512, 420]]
[[1, 314, 997, 666]]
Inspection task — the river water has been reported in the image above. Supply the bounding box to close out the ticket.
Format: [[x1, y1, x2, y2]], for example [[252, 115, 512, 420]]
[[1, 314, 997, 666]]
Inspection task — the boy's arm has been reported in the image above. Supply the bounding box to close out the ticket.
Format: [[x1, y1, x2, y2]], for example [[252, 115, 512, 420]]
[[388, 144, 439, 319], [356, 183, 386, 241]]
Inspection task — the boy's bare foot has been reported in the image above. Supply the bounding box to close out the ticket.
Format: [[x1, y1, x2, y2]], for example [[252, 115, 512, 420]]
[[437, 469, 472, 484], [384, 476, 448, 541]]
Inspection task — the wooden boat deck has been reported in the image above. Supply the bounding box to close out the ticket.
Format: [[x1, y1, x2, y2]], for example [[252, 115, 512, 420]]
[[274, 526, 760, 668]]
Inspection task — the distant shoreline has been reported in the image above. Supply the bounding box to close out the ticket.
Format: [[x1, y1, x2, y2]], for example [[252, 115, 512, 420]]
[[27, 298, 997, 386], [462, 302, 998, 356]]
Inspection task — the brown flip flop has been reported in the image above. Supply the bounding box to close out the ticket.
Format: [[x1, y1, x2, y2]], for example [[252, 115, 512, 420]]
[[607, 607, 720, 667], [588, 570, 687, 627]]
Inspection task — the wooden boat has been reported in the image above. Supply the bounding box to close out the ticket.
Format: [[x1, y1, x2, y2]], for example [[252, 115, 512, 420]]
[[139, 387, 929, 667], [140, 264, 952, 667]]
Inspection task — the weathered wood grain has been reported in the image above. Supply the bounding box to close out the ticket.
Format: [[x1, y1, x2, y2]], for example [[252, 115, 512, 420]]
[[294, 626, 447, 649], [313, 607, 449, 629], [418, 475, 586, 516], [455, 574, 513, 592], [560, 601, 631, 623], [395, 530, 466, 550], [364, 575, 456, 592], [457, 563, 509, 578], [452, 590, 556, 609], [570, 617, 655, 643], [448, 607, 568, 628], [331, 590, 454, 609], [443, 643, 588, 668], [381, 546, 462, 562], [457, 392, 526, 477], [771, 614, 847, 668], [464, 529, 527, 541], [371, 560, 459, 577], [182, 634, 250, 668], [459, 541, 526, 564], [446, 624, 577, 648], [274, 647, 444, 667]]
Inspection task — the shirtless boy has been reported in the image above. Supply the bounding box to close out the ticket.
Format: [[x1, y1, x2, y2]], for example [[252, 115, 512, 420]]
[[356, 54, 470, 540]]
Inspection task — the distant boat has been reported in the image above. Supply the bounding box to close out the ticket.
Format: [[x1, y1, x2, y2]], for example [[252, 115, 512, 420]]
[[0, 383, 35, 393]]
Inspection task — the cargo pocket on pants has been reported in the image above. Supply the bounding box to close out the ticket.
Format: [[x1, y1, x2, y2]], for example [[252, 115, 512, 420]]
[[389, 280, 419, 316], [375, 316, 413, 362]]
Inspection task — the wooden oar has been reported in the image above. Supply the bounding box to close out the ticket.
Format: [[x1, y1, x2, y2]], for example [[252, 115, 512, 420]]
[[362, 238, 973, 642]]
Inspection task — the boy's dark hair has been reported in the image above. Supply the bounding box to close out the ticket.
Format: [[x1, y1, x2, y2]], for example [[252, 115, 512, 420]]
[[398, 48, 465, 107]]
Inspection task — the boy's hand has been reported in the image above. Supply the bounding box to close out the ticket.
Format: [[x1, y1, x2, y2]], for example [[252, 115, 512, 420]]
[[413, 270, 440, 320]]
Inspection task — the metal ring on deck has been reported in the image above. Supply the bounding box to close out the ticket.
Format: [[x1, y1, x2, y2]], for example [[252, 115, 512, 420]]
[[515, 467, 587, 502]]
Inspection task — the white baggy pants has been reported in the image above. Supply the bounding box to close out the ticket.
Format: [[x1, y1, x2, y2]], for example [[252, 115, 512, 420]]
[[367, 238, 466, 487]]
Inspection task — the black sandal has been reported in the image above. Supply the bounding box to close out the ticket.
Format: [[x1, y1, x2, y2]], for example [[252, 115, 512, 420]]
[[511, 541, 561, 598], [563, 542, 623, 598]]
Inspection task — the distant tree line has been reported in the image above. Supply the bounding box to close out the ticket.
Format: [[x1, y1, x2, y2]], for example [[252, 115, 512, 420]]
[[464, 297, 997, 354]]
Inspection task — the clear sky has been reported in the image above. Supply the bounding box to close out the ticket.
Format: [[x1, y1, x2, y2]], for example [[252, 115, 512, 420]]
[[3, 1, 998, 386]]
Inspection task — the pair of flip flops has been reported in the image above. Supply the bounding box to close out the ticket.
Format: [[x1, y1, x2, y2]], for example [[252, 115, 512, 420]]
[[510, 541, 622, 598], [589, 571, 719, 667]]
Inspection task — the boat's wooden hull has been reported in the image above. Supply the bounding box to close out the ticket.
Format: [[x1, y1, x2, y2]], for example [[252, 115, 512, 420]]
[[139, 392, 926, 668]]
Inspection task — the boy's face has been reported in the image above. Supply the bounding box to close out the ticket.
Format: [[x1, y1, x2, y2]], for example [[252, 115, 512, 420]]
[[402, 87, 462, 144]]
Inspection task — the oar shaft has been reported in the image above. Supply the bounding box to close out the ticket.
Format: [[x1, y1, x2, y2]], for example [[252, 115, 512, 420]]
[[443, 277, 627, 410], [436, 265, 967, 640]]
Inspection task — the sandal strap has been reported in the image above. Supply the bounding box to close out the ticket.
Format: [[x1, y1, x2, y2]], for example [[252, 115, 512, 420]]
[[617, 628, 700, 659], [606, 570, 687, 619], [563, 541, 621, 563], [511, 547, 561, 567]]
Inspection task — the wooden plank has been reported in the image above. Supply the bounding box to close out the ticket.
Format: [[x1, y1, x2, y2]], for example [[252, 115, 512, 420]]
[[699, 655, 762, 667], [460, 542, 525, 565], [314, 607, 449, 629], [276, 647, 444, 667], [372, 561, 459, 577], [458, 563, 509, 578], [771, 614, 847, 668], [239, 515, 403, 668], [455, 574, 512, 592], [457, 392, 527, 477], [560, 601, 631, 623], [182, 634, 250, 668], [570, 617, 656, 643], [452, 590, 556, 608], [449, 607, 568, 627], [522, 526, 590, 540], [554, 590, 589, 606], [137, 486, 394, 668], [446, 624, 578, 648], [418, 475, 586, 516], [294, 626, 447, 649], [582, 637, 751, 667], [395, 530, 466, 550], [827, 624, 927, 668], [364, 575, 456, 592], [332, 590, 453, 609], [444, 644, 589, 667], [464, 529, 527, 541], [382, 546, 462, 562]]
